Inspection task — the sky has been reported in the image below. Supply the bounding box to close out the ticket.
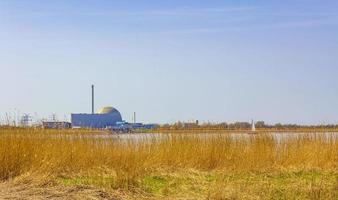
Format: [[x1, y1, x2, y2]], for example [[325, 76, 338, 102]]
[[0, 0, 338, 125]]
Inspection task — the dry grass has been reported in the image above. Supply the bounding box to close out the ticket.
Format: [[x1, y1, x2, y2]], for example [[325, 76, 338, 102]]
[[0, 128, 337, 199]]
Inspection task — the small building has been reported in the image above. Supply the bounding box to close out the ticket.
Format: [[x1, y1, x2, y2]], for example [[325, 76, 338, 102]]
[[71, 106, 122, 129], [108, 121, 157, 133], [143, 124, 157, 129], [42, 121, 72, 129]]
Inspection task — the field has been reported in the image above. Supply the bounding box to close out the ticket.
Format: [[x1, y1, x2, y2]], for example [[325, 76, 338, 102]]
[[0, 128, 337, 199]]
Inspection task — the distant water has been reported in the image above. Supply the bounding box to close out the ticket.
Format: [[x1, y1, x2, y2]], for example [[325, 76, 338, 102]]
[[85, 132, 338, 143]]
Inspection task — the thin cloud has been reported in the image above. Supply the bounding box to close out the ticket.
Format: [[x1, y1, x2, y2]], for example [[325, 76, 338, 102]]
[[144, 6, 257, 16], [81, 6, 256, 17], [261, 18, 338, 29], [1, 6, 257, 18], [261, 12, 338, 17], [165, 18, 338, 35]]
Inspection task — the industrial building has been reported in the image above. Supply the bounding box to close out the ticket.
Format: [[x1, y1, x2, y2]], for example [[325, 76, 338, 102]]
[[38, 85, 155, 131], [71, 85, 122, 129], [71, 106, 122, 129], [109, 121, 157, 132], [42, 121, 72, 129], [69, 85, 156, 131]]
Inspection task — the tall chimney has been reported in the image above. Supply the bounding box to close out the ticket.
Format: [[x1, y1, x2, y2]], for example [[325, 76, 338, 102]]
[[91, 84, 94, 114]]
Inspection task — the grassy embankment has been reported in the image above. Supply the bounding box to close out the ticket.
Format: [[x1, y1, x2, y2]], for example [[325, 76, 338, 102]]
[[0, 128, 337, 199]]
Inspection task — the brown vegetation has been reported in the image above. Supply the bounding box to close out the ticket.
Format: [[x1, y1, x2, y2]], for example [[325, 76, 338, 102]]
[[0, 128, 337, 199]]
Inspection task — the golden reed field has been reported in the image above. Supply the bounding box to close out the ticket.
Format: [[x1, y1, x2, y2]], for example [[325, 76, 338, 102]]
[[0, 128, 337, 199]]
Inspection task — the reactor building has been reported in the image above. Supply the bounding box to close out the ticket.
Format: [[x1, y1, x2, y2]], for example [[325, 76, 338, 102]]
[[71, 106, 123, 129], [69, 85, 156, 131], [71, 85, 123, 129]]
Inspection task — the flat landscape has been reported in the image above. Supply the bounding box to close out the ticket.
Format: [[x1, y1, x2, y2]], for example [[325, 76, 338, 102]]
[[0, 128, 337, 199], [2, 0, 338, 199]]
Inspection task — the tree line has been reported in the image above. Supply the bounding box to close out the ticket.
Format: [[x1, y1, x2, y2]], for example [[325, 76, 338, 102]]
[[159, 121, 338, 130]]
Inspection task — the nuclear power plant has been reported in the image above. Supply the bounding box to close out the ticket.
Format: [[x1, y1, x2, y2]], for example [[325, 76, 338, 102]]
[[63, 85, 155, 131], [70, 85, 123, 129], [71, 106, 123, 129]]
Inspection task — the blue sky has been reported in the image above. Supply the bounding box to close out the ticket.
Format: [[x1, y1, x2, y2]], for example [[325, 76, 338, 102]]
[[1, 0, 338, 124]]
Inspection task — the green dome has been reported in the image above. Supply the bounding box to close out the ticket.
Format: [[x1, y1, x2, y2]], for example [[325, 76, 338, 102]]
[[97, 106, 119, 114]]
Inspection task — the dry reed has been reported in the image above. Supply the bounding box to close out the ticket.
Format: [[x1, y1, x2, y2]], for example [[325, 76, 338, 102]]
[[0, 128, 337, 199]]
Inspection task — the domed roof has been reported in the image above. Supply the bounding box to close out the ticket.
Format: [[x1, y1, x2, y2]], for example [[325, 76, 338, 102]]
[[97, 106, 120, 114]]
